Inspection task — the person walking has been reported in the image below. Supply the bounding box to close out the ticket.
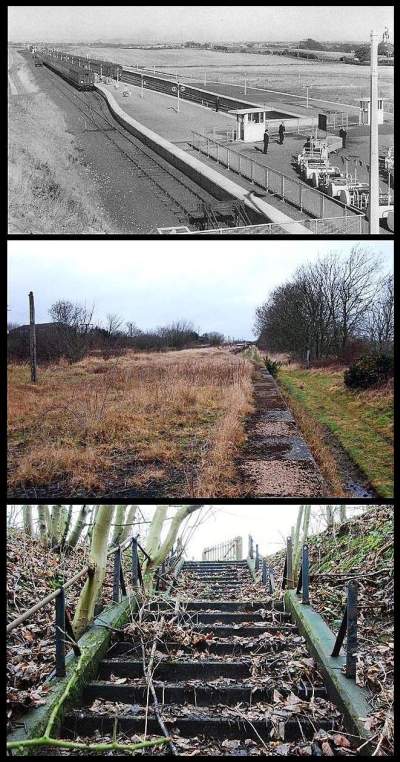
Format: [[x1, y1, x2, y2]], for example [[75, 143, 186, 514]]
[[263, 128, 269, 154], [278, 122, 285, 145]]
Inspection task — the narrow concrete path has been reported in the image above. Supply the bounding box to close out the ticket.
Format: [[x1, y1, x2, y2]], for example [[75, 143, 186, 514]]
[[240, 368, 327, 497]]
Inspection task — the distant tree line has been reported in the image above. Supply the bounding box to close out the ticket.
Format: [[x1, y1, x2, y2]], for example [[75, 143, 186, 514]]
[[7, 301, 225, 364], [254, 248, 393, 363]]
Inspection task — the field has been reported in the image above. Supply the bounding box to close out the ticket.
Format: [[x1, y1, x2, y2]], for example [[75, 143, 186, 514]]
[[8, 49, 113, 234], [67, 46, 394, 107], [278, 367, 394, 498], [7, 349, 254, 499]]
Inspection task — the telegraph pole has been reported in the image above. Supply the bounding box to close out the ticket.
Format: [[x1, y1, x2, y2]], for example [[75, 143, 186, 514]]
[[369, 30, 379, 233], [29, 291, 37, 383]]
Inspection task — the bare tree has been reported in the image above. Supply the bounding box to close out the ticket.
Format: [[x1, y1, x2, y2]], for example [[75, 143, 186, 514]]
[[49, 299, 95, 362]]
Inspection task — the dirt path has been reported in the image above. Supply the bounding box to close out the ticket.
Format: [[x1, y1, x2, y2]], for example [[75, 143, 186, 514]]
[[239, 368, 327, 497]]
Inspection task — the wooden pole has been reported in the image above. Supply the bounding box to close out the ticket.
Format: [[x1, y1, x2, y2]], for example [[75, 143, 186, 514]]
[[29, 291, 37, 383]]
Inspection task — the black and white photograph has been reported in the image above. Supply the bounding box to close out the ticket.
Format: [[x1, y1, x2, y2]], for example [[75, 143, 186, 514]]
[[8, 5, 394, 235], [5, 5, 395, 759]]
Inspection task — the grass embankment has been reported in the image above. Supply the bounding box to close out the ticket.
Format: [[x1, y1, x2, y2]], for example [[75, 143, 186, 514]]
[[278, 368, 393, 498], [269, 506, 394, 754], [8, 349, 254, 497], [8, 60, 113, 233]]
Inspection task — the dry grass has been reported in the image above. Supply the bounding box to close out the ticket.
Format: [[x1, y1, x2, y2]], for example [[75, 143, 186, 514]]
[[8, 348, 254, 497], [8, 52, 113, 234]]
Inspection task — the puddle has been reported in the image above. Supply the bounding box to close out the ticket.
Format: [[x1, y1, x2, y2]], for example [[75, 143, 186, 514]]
[[345, 480, 376, 498]]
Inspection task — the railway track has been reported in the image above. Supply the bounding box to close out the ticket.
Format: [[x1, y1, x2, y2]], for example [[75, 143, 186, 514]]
[[41, 65, 223, 230]]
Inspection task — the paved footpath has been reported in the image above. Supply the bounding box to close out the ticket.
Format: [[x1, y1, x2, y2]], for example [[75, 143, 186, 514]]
[[240, 368, 327, 497]]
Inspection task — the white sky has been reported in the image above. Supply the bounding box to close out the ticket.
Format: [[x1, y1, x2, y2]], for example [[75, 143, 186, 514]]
[[8, 6, 394, 43], [7, 240, 393, 340], [8, 505, 374, 558]]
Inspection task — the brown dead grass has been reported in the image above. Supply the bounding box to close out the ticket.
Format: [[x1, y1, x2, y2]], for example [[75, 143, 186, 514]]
[[8, 348, 254, 497]]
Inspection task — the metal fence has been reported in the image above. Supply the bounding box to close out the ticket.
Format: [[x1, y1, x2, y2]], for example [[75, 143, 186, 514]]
[[281, 538, 358, 680], [202, 536, 243, 561], [191, 131, 367, 229], [194, 215, 366, 235]]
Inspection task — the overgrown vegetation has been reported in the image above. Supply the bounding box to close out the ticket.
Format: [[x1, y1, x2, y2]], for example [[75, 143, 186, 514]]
[[263, 355, 281, 377], [8, 349, 253, 497], [269, 506, 394, 756], [279, 368, 393, 497], [255, 248, 393, 364], [344, 353, 394, 390]]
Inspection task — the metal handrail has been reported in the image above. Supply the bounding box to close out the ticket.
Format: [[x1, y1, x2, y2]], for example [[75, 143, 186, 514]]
[[281, 539, 358, 680]]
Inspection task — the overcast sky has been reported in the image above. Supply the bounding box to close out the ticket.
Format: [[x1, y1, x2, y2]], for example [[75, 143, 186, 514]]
[[9, 505, 373, 557], [7, 240, 393, 339], [8, 6, 394, 43]]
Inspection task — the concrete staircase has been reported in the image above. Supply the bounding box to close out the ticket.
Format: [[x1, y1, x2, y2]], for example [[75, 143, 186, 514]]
[[62, 560, 341, 750]]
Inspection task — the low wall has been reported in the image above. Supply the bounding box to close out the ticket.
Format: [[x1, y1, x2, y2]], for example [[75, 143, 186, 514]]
[[95, 84, 309, 234], [7, 596, 136, 753]]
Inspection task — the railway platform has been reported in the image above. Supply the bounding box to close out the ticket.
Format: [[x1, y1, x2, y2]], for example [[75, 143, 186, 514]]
[[100, 81, 235, 143]]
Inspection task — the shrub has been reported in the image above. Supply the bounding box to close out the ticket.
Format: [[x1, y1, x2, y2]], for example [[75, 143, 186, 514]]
[[264, 356, 282, 377], [344, 353, 393, 389]]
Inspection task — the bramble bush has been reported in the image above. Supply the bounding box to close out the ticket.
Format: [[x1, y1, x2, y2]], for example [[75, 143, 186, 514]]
[[344, 353, 393, 389], [264, 356, 282, 377]]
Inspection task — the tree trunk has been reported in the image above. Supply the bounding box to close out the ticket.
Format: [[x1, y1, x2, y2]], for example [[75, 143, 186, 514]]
[[143, 505, 203, 592], [119, 505, 138, 545], [72, 506, 115, 639], [302, 505, 311, 545], [37, 505, 49, 542], [111, 505, 127, 546], [49, 506, 61, 547], [60, 506, 73, 549], [293, 505, 304, 577], [23, 506, 33, 538], [326, 506, 334, 528], [67, 506, 91, 549]]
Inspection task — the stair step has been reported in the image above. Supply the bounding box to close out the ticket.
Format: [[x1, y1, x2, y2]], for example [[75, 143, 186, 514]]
[[154, 611, 291, 624], [108, 639, 292, 657], [99, 658, 251, 680], [149, 600, 285, 612], [63, 711, 337, 742], [187, 623, 296, 637], [84, 680, 327, 706]]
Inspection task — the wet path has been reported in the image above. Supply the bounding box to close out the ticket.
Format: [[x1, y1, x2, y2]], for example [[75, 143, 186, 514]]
[[240, 368, 327, 497]]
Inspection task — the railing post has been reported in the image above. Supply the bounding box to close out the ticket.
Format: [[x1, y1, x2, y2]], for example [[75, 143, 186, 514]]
[[262, 558, 267, 585], [281, 174, 285, 200], [55, 588, 66, 678], [248, 534, 254, 559], [302, 545, 310, 605], [287, 537, 293, 589], [346, 582, 358, 679], [131, 537, 139, 587], [299, 184, 303, 212], [255, 544, 260, 572], [113, 546, 121, 603]]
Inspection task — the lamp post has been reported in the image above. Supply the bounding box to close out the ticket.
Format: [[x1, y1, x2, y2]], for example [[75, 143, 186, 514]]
[[369, 29, 379, 233]]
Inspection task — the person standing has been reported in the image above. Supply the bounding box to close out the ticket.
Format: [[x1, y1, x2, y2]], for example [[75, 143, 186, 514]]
[[278, 122, 285, 145], [341, 128, 347, 149], [263, 128, 269, 154]]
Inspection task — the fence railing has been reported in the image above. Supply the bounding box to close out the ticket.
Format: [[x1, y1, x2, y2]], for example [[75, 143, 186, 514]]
[[191, 131, 367, 230], [6, 536, 181, 679], [281, 537, 358, 680], [193, 215, 366, 235], [202, 536, 243, 561]]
